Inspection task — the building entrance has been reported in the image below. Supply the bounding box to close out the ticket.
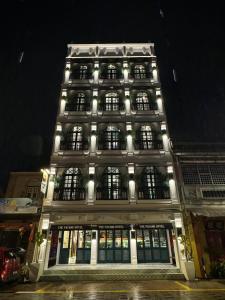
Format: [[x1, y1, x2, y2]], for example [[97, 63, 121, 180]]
[[98, 228, 130, 263], [59, 229, 92, 264], [136, 226, 170, 263]]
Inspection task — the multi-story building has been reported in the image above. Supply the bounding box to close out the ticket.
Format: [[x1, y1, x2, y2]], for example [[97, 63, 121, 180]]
[[38, 43, 185, 280], [174, 143, 225, 278]]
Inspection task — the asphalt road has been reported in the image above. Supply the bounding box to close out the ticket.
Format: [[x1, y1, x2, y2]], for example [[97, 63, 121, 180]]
[[1, 280, 225, 299]]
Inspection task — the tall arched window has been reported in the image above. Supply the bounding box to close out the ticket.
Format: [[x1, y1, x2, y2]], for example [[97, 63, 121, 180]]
[[134, 64, 146, 79], [103, 126, 122, 150], [60, 168, 84, 201], [135, 92, 150, 111], [65, 92, 87, 112], [140, 167, 169, 200], [79, 65, 88, 79], [66, 126, 83, 150], [104, 92, 120, 111], [103, 167, 121, 200], [138, 125, 153, 150], [107, 64, 117, 79]]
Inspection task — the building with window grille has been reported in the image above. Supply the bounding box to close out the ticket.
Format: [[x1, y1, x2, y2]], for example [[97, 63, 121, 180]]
[[37, 44, 185, 280], [174, 144, 225, 279]]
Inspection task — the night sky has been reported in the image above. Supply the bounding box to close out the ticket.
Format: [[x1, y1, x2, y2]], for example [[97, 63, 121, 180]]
[[0, 0, 225, 192]]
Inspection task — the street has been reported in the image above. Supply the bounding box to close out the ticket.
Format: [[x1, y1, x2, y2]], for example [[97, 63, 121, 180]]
[[1, 280, 225, 300]]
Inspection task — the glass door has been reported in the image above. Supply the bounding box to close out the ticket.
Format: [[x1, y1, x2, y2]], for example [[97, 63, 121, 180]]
[[59, 229, 91, 264], [136, 228, 170, 263], [98, 229, 130, 263]]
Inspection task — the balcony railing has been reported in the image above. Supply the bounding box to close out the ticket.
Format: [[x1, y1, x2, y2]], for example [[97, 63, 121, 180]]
[[129, 72, 153, 80], [134, 139, 163, 150], [132, 101, 157, 111], [69, 71, 93, 80], [54, 188, 86, 201], [65, 102, 90, 112], [60, 140, 89, 151], [96, 187, 128, 200], [99, 141, 126, 150], [138, 186, 170, 200]]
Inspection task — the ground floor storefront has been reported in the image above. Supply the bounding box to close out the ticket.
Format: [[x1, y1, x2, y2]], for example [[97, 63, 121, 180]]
[[46, 224, 176, 268]]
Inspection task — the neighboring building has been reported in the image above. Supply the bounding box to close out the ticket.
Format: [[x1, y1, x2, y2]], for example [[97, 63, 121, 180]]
[[174, 143, 225, 278], [0, 172, 43, 263], [38, 43, 185, 280]]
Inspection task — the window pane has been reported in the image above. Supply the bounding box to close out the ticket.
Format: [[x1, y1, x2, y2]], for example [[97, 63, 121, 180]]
[[115, 230, 121, 248], [99, 230, 106, 248], [107, 230, 113, 248]]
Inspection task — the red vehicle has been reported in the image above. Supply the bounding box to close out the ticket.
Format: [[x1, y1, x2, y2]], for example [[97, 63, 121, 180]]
[[0, 247, 20, 283]]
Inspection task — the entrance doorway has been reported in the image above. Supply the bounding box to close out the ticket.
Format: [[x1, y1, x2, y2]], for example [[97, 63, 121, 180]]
[[98, 228, 130, 263], [136, 227, 170, 263], [59, 229, 92, 264]]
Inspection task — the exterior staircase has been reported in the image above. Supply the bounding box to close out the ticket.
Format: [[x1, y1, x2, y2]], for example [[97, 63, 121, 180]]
[[40, 267, 184, 281]]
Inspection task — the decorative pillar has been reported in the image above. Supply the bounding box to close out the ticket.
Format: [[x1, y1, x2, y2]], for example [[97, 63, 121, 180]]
[[87, 164, 95, 205], [130, 227, 137, 265], [171, 220, 181, 269], [128, 163, 136, 203], [93, 62, 99, 84], [64, 62, 71, 83], [90, 230, 98, 265], [90, 123, 97, 153], [54, 124, 62, 153], [92, 90, 98, 115], [167, 165, 178, 201], [151, 62, 158, 82], [126, 123, 134, 153], [125, 89, 131, 115], [123, 61, 129, 83], [60, 90, 67, 115], [156, 89, 163, 113], [161, 122, 169, 152]]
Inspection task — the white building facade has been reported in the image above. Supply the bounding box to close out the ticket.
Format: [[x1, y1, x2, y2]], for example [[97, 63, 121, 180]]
[[38, 43, 184, 276]]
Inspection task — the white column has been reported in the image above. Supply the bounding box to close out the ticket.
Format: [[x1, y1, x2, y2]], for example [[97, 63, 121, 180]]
[[123, 61, 129, 83], [64, 62, 71, 83], [130, 230, 137, 265], [156, 90, 163, 113], [166, 229, 173, 264], [125, 89, 131, 115], [54, 124, 62, 152], [167, 166, 178, 201], [60, 90, 67, 115], [90, 123, 97, 153], [151, 62, 158, 82], [92, 90, 98, 115], [90, 230, 98, 265], [171, 220, 181, 269], [44, 167, 56, 205], [126, 123, 134, 153], [128, 164, 136, 203], [93, 62, 99, 84], [161, 123, 169, 152], [87, 164, 95, 204]]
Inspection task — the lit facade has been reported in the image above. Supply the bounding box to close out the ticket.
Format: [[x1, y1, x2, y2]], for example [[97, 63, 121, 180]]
[[38, 43, 185, 277]]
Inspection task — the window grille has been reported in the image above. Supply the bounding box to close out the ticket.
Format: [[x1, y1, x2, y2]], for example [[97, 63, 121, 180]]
[[104, 92, 120, 111], [107, 64, 117, 79], [60, 168, 85, 201], [103, 126, 122, 150], [182, 164, 225, 185], [66, 126, 83, 150], [135, 92, 150, 111], [65, 93, 87, 112], [79, 65, 88, 79]]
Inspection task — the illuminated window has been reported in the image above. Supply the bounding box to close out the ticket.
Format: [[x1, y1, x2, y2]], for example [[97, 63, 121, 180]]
[[107, 64, 117, 79], [60, 168, 84, 201], [104, 92, 120, 111], [103, 126, 123, 150], [135, 92, 150, 111], [103, 167, 121, 200], [134, 64, 146, 79], [66, 126, 83, 150]]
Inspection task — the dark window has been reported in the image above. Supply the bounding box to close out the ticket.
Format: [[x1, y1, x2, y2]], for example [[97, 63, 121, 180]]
[[60, 168, 85, 201], [80, 65, 88, 79], [65, 126, 83, 150], [182, 164, 225, 185], [138, 167, 169, 199], [134, 65, 146, 79], [65, 93, 88, 112], [103, 126, 124, 150]]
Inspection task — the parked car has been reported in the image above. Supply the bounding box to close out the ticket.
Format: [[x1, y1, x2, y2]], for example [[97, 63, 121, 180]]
[[0, 247, 20, 283]]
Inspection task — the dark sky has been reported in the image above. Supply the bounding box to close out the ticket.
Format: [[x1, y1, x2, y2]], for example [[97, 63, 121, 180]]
[[0, 0, 225, 191]]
